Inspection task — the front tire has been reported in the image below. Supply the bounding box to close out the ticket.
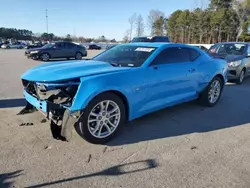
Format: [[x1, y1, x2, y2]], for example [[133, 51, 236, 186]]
[[77, 93, 126, 144], [40, 53, 50, 61], [75, 52, 82, 60], [199, 76, 223, 107], [236, 69, 245, 85]]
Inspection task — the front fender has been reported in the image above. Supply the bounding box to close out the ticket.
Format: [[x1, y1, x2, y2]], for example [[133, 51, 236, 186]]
[[70, 75, 130, 112]]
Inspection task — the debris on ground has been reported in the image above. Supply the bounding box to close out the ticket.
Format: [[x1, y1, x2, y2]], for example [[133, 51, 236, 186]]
[[40, 119, 47, 123], [108, 147, 123, 152], [103, 147, 108, 153], [191, 146, 197, 150], [17, 103, 36, 115], [87, 154, 92, 163], [19, 122, 34, 126], [44, 145, 52, 150]]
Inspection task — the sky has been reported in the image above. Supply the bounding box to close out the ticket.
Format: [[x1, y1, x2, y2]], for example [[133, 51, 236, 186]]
[[0, 0, 209, 40]]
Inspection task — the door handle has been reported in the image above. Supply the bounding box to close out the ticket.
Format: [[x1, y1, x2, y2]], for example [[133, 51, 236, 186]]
[[188, 68, 196, 73]]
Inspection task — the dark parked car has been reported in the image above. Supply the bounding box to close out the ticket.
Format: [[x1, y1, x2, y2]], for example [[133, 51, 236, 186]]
[[131, 36, 170, 43], [105, 44, 118, 50], [87, 44, 101, 50], [26, 43, 44, 49], [208, 42, 250, 84], [25, 41, 87, 61]]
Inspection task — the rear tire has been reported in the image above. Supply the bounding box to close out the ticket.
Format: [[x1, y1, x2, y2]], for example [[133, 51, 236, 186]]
[[199, 76, 223, 107], [76, 93, 126, 144], [236, 69, 245, 85]]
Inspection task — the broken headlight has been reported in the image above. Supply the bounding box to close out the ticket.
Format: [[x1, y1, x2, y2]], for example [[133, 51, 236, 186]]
[[35, 79, 80, 107]]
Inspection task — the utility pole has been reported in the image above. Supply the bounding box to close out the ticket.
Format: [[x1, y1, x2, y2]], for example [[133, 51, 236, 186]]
[[46, 9, 48, 33]]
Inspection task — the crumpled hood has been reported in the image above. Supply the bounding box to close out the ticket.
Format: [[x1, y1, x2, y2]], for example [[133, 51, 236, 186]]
[[21, 60, 131, 82]]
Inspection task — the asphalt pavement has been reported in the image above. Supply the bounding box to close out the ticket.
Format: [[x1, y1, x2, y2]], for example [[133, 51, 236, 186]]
[[1, 49, 250, 188]]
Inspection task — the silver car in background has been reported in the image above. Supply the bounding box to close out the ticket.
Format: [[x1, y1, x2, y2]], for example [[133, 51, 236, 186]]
[[1, 42, 26, 49], [208, 42, 250, 84]]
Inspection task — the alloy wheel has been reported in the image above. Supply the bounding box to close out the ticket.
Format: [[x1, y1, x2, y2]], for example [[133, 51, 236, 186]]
[[42, 54, 49, 61], [239, 70, 245, 83], [76, 53, 82, 60], [208, 80, 221, 104], [87, 100, 121, 138]]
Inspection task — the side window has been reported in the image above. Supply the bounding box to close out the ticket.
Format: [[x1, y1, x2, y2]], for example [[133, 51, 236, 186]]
[[217, 45, 226, 54], [153, 37, 161, 42], [188, 48, 201, 61], [65, 43, 75, 49], [163, 37, 169, 42], [248, 46, 250, 54], [56, 43, 64, 48], [151, 47, 191, 65], [208, 44, 218, 54]]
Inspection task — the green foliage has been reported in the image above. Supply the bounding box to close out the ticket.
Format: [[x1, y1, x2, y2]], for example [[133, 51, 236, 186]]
[[210, 0, 233, 9], [165, 0, 248, 43], [240, 16, 250, 41], [0, 27, 33, 40], [41, 33, 55, 41], [63, 34, 72, 42], [152, 16, 166, 35]]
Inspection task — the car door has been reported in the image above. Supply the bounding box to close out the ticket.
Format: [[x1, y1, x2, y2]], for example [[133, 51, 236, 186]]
[[140, 47, 199, 114], [65, 43, 77, 57], [52, 42, 68, 58], [10, 43, 17, 48]]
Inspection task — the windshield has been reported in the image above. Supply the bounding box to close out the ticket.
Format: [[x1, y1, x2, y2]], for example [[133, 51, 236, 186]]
[[42, 43, 55, 49], [93, 45, 157, 67], [208, 43, 247, 56]]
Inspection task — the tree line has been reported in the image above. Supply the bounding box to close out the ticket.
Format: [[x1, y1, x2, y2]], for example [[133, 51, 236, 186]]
[[0, 28, 117, 43], [125, 0, 250, 43]]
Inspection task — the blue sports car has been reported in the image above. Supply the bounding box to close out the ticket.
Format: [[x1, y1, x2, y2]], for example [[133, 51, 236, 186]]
[[21, 43, 228, 144]]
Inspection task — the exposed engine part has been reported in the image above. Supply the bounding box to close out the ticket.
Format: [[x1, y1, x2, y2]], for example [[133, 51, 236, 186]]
[[21, 79, 81, 141], [50, 121, 66, 141]]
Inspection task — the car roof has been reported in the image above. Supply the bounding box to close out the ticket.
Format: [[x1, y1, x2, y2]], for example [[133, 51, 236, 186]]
[[54, 41, 73, 43], [120, 42, 194, 48]]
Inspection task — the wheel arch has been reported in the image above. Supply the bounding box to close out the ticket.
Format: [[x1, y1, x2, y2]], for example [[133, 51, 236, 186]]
[[76, 51, 83, 55], [215, 74, 225, 87], [40, 52, 51, 58], [71, 86, 131, 121], [105, 90, 129, 121], [88, 90, 130, 121]]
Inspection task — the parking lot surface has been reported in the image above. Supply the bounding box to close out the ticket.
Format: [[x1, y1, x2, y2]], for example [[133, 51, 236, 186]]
[[1, 49, 250, 188]]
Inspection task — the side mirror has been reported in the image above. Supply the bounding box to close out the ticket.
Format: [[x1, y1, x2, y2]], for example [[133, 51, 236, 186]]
[[247, 53, 250, 58]]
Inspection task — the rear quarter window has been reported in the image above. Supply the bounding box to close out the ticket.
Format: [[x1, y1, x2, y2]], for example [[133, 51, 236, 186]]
[[189, 48, 201, 61]]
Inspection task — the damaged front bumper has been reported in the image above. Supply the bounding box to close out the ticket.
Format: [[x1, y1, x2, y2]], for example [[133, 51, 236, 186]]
[[21, 80, 82, 141]]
